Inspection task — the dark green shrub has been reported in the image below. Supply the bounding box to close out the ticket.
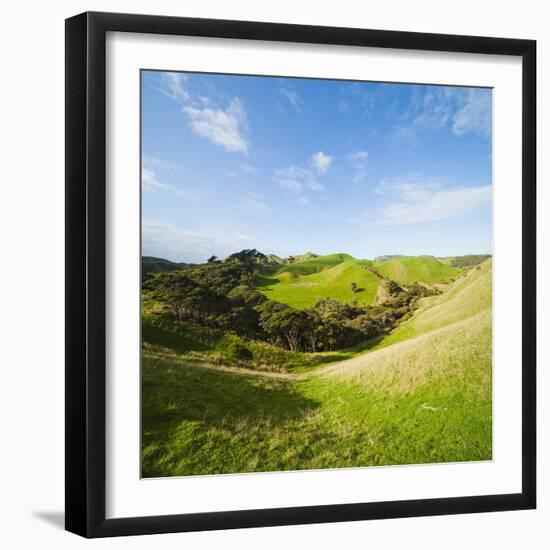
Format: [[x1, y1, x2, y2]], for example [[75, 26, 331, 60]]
[[230, 343, 253, 362]]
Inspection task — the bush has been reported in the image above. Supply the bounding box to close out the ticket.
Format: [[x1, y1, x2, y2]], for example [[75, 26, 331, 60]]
[[230, 343, 253, 362]]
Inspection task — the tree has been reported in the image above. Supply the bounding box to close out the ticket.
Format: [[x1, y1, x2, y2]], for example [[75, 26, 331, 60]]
[[207, 255, 218, 263], [227, 249, 267, 265], [144, 272, 197, 320], [258, 307, 311, 351]]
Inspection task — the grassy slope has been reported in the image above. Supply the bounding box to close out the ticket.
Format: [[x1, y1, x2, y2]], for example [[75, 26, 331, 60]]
[[256, 254, 463, 310], [373, 256, 461, 285], [142, 261, 492, 477], [370, 259, 491, 349], [255, 254, 378, 309], [316, 259, 493, 465]]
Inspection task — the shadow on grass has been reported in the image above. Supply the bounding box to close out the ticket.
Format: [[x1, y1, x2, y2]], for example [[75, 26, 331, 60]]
[[142, 322, 215, 353], [142, 355, 320, 440], [292, 336, 387, 371], [253, 273, 280, 288]]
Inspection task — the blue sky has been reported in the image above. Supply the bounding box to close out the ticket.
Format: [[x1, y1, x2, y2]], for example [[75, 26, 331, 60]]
[[141, 70, 492, 263]]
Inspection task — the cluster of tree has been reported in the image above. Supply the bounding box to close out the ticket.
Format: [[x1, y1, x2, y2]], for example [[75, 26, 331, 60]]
[[226, 249, 268, 265], [143, 251, 436, 354], [364, 265, 385, 280]]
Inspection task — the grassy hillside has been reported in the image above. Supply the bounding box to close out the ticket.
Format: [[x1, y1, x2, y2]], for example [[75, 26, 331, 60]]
[[371, 259, 491, 349], [256, 255, 379, 309], [265, 253, 355, 277], [255, 253, 464, 310], [316, 260, 493, 463], [372, 256, 460, 285], [142, 260, 492, 477]]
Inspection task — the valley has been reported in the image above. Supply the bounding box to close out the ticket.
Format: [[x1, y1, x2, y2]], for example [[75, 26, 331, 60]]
[[141, 252, 492, 477]]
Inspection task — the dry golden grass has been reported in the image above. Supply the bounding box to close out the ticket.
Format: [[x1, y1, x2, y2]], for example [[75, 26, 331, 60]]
[[322, 309, 491, 397]]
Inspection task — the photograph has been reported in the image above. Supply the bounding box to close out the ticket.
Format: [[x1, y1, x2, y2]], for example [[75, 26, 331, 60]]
[[140, 69, 493, 478]]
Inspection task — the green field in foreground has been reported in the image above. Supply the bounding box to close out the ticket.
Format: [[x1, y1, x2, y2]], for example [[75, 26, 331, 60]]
[[141, 259, 492, 477], [254, 253, 462, 309]]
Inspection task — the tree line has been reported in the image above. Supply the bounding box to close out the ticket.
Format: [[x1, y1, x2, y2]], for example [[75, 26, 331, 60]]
[[143, 251, 436, 353]]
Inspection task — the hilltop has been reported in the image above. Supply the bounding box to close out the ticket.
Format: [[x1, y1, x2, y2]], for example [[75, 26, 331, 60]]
[[254, 252, 468, 309]]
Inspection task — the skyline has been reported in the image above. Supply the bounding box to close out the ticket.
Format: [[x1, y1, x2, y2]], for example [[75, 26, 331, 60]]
[[141, 70, 492, 263]]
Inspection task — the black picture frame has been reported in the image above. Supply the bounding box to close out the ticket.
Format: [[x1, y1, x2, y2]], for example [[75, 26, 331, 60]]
[[65, 11, 536, 538]]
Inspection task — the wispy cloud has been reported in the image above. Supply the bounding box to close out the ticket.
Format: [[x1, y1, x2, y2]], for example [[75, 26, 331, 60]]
[[142, 219, 257, 263], [296, 196, 312, 206], [141, 158, 203, 200], [372, 175, 491, 225], [411, 87, 457, 129], [183, 98, 248, 154], [243, 192, 270, 212], [388, 86, 492, 143], [387, 125, 417, 146], [157, 72, 249, 155], [348, 151, 369, 163], [311, 151, 332, 174], [348, 150, 369, 184], [240, 163, 258, 174], [223, 163, 258, 178], [279, 85, 304, 113], [158, 72, 190, 104], [452, 89, 492, 138], [274, 166, 323, 193], [142, 155, 179, 173]]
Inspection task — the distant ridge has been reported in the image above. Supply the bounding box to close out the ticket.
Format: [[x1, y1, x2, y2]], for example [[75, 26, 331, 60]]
[[142, 256, 192, 280]]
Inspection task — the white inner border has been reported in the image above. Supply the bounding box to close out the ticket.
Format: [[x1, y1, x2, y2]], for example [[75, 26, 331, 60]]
[[106, 31, 523, 519]]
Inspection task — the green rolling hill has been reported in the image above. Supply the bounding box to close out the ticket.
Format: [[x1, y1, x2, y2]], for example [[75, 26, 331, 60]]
[[254, 253, 465, 309], [142, 259, 493, 476], [255, 254, 378, 309], [372, 255, 461, 285]]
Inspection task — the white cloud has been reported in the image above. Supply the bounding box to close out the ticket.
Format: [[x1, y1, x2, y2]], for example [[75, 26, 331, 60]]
[[223, 163, 258, 177], [372, 175, 491, 225], [279, 86, 304, 113], [157, 71, 250, 155], [388, 86, 492, 143], [183, 98, 249, 154], [142, 155, 179, 173], [311, 151, 332, 174], [348, 151, 369, 163], [159, 72, 190, 104], [348, 151, 369, 183], [141, 160, 203, 200], [412, 88, 457, 129], [274, 166, 323, 193], [236, 234, 255, 242], [243, 192, 270, 212], [142, 219, 256, 263], [452, 89, 492, 138]]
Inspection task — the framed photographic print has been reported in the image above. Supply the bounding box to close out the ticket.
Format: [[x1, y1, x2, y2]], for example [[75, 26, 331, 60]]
[[65, 11, 536, 538]]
